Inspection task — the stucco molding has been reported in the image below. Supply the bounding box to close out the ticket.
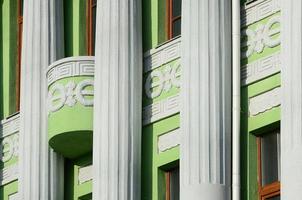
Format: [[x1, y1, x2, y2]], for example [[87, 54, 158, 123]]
[[78, 165, 93, 185], [158, 129, 180, 153]]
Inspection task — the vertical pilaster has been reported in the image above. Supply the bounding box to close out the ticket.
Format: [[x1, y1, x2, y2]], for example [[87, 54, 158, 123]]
[[180, 0, 232, 199], [18, 0, 49, 199], [49, 1, 65, 200], [92, 0, 142, 199], [281, 1, 302, 199]]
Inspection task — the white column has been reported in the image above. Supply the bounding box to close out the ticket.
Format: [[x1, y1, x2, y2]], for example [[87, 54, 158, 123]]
[[180, 0, 232, 199], [92, 0, 142, 199], [281, 1, 302, 199], [19, 0, 50, 199], [49, 1, 65, 200]]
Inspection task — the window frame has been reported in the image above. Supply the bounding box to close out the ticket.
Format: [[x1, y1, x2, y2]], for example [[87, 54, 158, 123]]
[[86, 0, 97, 56], [166, 0, 181, 40], [164, 167, 179, 200], [16, 0, 23, 111], [257, 132, 280, 200]]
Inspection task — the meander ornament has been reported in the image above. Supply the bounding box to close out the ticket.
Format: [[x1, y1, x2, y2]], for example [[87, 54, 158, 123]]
[[48, 79, 94, 114]]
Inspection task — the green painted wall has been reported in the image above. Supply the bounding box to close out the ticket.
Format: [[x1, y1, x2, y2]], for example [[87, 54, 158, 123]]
[[0, 0, 18, 120], [240, 8, 281, 200], [64, 0, 87, 57]]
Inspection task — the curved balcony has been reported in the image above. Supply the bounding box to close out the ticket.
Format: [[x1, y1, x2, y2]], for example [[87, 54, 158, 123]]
[[47, 56, 94, 158]]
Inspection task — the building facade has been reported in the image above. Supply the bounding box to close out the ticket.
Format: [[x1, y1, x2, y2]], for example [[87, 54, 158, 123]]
[[0, 0, 301, 199]]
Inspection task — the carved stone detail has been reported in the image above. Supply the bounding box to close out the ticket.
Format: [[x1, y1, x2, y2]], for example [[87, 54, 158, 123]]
[[78, 165, 93, 185], [158, 129, 180, 153], [249, 87, 281, 116], [0, 164, 18, 186], [241, 0, 280, 27], [143, 94, 180, 126], [241, 52, 280, 85], [9, 193, 18, 200]]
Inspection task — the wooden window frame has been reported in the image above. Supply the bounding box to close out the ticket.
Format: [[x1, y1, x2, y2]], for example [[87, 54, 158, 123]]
[[257, 137, 280, 200], [16, 0, 23, 111], [86, 0, 97, 56], [167, 0, 181, 40]]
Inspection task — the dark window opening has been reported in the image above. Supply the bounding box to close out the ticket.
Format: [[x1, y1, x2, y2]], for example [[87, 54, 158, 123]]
[[87, 0, 97, 55], [167, 0, 182, 40], [257, 130, 280, 200], [165, 167, 180, 200]]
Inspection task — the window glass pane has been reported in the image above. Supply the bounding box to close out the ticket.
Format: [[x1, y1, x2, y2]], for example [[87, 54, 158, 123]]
[[172, 19, 181, 38], [92, 6, 97, 55], [261, 131, 280, 186], [265, 195, 280, 200], [172, 0, 181, 18], [170, 168, 179, 200]]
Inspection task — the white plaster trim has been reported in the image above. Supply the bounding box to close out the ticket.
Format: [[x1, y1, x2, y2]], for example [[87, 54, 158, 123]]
[[143, 38, 181, 73], [158, 129, 180, 153], [78, 165, 93, 185], [241, 52, 280, 85], [0, 164, 18, 186], [47, 57, 95, 86], [249, 87, 281, 116], [9, 193, 19, 200], [0, 114, 20, 138], [241, 0, 280, 27], [143, 94, 180, 126]]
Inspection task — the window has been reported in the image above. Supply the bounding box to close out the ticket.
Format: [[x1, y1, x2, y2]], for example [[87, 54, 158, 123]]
[[16, 0, 23, 111], [257, 130, 280, 200], [87, 0, 97, 55], [167, 0, 182, 40], [165, 167, 179, 200]]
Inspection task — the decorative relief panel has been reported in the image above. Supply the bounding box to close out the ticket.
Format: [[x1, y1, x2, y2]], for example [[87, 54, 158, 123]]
[[0, 114, 20, 186], [241, 0, 280, 27], [158, 129, 180, 153], [9, 193, 19, 200], [78, 165, 92, 185], [47, 59, 94, 86], [143, 39, 181, 126], [48, 79, 94, 114], [241, 15, 280, 58], [144, 38, 181, 73], [241, 52, 280, 85], [249, 87, 281, 116]]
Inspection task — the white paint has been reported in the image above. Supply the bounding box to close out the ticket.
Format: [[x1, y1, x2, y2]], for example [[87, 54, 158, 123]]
[[0, 164, 18, 186], [78, 165, 93, 184], [144, 38, 181, 73], [241, 0, 280, 27], [158, 129, 180, 153], [241, 52, 280, 85], [143, 94, 180, 125], [9, 193, 19, 200], [249, 87, 281, 116]]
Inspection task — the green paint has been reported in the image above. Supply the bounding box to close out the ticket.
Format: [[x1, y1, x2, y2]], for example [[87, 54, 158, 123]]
[[65, 154, 92, 200], [48, 76, 93, 158], [64, 0, 87, 57], [0, 0, 18, 120], [0, 181, 18, 200]]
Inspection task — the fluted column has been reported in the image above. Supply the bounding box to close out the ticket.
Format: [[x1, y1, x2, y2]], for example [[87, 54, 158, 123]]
[[180, 0, 232, 199], [49, 1, 65, 200], [92, 0, 142, 199], [281, 1, 302, 199], [19, 0, 50, 199]]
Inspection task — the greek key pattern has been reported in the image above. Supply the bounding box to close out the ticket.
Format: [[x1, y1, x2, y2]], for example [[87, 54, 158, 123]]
[[144, 60, 181, 99], [0, 164, 18, 186], [144, 38, 181, 73], [48, 79, 94, 114], [0, 114, 20, 139], [47, 59, 94, 86], [249, 87, 281, 116], [241, 52, 280, 85], [241, 15, 280, 58], [78, 165, 93, 185], [158, 129, 180, 153], [143, 94, 180, 126], [9, 193, 18, 200], [241, 0, 280, 27]]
